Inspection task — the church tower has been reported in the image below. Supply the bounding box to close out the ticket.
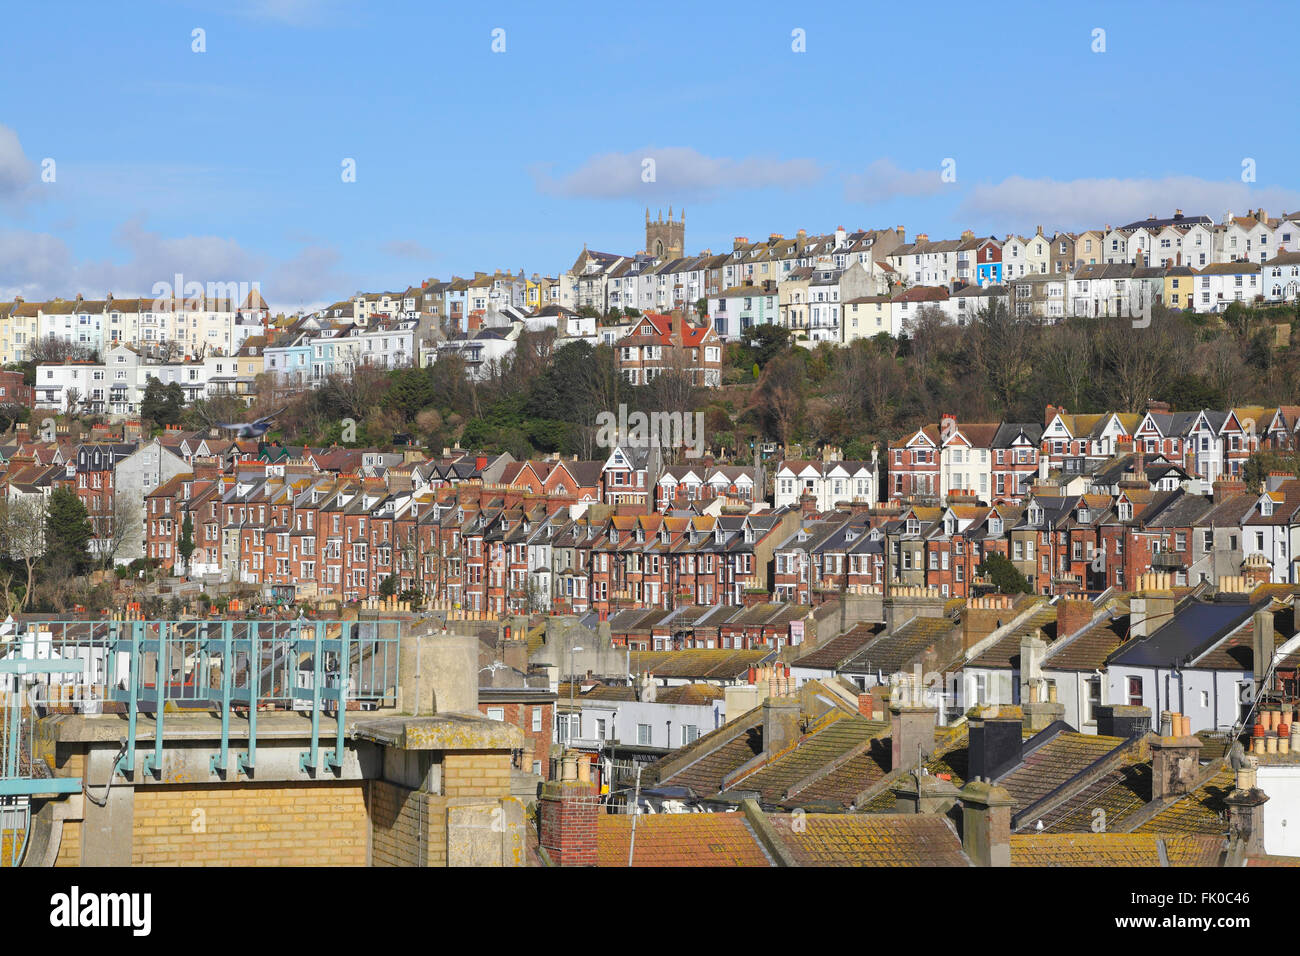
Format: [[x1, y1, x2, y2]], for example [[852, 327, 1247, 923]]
[[646, 207, 685, 261]]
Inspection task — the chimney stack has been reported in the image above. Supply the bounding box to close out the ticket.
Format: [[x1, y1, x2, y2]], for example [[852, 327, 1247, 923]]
[[1150, 719, 1203, 800], [762, 697, 801, 757], [890, 701, 938, 772], [1056, 598, 1095, 640], [892, 770, 960, 815], [960, 780, 1014, 867], [1253, 607, 1275, 686], [538, 753, 597, 866], [967, 715, 1023, 782], [1224, 758, 1268, 856]]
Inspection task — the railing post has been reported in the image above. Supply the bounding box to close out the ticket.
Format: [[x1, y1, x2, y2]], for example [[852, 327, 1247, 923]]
[[299, 621, 322, 774], [238, 621, 258, 777], [117, 620, 143, 779], [325, 622, 350, 774], [142, 622, 166, 778], [211, 620, 233, 776]]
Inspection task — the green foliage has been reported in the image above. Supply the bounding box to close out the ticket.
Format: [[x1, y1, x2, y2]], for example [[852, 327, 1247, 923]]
[[178, 512, 195, 569], [976, 552, 1032, 594], [45, 487, 94, 573], [379, 573, 397, 597], [141, 378, 185, 427]]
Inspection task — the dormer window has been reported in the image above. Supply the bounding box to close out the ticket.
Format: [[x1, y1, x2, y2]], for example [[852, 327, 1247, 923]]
[[988, 518, 1002, 535], [1118, 502, 1133, 521], [1262, 498, 1274, 517], [1028, 505, 1043, 525], [906, 518, 920, 535], [1078, 508, 1090, 523]]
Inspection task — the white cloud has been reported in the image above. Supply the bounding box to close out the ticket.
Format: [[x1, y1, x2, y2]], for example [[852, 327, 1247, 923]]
[[960, 175, 1300, 231], [534, 147, 824, 200], [0, 220, 351, 314], [0, 124, 37, 205], [844, 159, 949, 204], [381, 239, 433, 261]]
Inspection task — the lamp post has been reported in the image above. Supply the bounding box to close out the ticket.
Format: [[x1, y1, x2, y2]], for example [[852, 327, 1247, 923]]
[[568, 645, 584, 745]]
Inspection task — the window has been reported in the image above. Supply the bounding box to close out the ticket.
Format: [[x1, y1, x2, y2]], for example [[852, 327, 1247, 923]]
[[1126, 676, 1143, 707], [681, 724, 699, 745], [531, 707, 542, 732], [637, 723, 652, 745], [1086, 676, 1102, 724], [486, 707, 505, 721]]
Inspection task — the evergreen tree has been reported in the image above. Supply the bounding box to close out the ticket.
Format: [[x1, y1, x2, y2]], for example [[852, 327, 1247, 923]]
[[45, 487, 94, 573], [178, 512, 195, 574], [976, 552, 1032, 594]]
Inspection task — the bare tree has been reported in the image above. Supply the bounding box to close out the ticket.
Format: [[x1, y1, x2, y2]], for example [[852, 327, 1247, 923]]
[[1, 495, 47, 610], [99, 493, 143, 568], [1098, 312, 1188, 413], [27, 335, 97, 365]]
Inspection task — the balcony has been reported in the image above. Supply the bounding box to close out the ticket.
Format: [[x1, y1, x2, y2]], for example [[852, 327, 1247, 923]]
[[1150, 551, 1184, 569]]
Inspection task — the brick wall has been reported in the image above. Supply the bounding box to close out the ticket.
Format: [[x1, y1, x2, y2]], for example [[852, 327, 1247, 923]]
[[443, 752, 513, 799], [131, 781, 367, 866], [478, 702, 553, 778], [538, 779, 597, 866], [368, 780, 447, 866]]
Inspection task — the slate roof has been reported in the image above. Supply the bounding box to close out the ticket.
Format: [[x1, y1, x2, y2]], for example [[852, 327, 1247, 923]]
[[1107, 597, 1268, 669]]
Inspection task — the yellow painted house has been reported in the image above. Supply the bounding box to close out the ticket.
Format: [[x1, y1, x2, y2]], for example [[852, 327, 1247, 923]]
[[0, 299, 42, 364], [1163, 266, 1197, 310]]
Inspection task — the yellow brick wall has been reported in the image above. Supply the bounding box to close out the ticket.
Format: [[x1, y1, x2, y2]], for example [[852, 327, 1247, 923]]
[[54, 815, 80, 867], [367, 782, 451, 867], [443, 752, 512, 800], [131, 781, 368, 866]]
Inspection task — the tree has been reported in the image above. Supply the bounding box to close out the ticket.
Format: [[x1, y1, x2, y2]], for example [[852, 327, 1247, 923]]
[[977, 551, 1032, 594], [141, 379, 185, 427], [1, 496, 46, 609], [178, 512, 195, 576], [27, 335, 97, 365], [45, 486, 94, 575], [972, 299, 1034, 414], [378, 573, 397, 597], [752, 352, 806, 446]]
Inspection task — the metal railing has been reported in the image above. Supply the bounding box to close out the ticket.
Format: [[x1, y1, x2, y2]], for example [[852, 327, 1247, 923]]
[[0, 617, 403, 862]]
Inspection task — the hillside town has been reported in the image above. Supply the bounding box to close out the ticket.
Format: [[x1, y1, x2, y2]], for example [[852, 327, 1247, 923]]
[[4, 205, 1300, 878]]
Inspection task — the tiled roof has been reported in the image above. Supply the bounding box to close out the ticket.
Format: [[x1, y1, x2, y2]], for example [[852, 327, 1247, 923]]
[[766, 813, 971, 866], [1010, 833, 1223, 866], [628, 649, 773, 680], [1024, 760, 1152, 833], [596, 814, 771, 867], [1137, 767, 1235, 835], [793, 622, 882, 670], [1045, 613, 1130, 671], [726, 713, 889, 805], [997, 732, 1129, 811], [843, 616, 957, 674], [967, 604, 1056, 669], [654, 713, 764, 795]]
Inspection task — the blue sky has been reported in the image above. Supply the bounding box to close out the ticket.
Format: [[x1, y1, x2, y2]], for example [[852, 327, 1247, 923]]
[[1, 0, 1297, 310]]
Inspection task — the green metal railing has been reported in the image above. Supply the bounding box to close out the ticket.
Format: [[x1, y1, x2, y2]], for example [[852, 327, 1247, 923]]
[[0, 617, 401, 865]]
